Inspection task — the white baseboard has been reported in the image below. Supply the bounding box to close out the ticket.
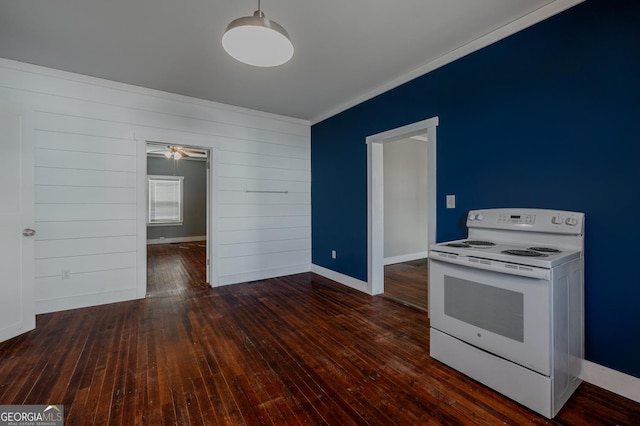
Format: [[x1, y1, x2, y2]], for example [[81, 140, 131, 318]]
[[35, 288, 139, 314], [216, 264, 311, 287], [384, 251, 428, 265], [147, 236, 206, 245], [311, 264, 369, 294], [581, 359, 640, 403]]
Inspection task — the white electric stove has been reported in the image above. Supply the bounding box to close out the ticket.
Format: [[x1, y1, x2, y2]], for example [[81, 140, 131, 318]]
[[429, 208, 585, 418]]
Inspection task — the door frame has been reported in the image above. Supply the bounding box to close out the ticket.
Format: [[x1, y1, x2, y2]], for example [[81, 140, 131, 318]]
[[136, 135, 217, 298], [366, 117, 438, 295]]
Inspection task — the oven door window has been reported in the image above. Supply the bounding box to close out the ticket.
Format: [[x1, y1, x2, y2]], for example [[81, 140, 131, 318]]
[[445, 276, 524, 342], [430, 260, 551, 376]]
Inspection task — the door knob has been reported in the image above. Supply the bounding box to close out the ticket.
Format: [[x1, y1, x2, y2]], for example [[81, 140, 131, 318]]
[[22, 228, 36, 237]]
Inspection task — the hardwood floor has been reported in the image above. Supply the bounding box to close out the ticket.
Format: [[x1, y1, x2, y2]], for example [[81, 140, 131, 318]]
[[147, 241, 209, 297], [383, 258, 428, 311], [0, 242, 638, 425]]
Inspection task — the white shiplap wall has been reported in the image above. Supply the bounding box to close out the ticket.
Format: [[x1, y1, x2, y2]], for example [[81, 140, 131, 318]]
[[0, 59, 310, 314]]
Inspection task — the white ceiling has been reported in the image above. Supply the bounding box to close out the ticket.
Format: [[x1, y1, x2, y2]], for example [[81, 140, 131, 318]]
[[0, 0, 580, 123]]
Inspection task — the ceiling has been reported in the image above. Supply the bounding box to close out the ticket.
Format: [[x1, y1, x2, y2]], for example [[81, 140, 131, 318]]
[[0, 0, 580, 123]]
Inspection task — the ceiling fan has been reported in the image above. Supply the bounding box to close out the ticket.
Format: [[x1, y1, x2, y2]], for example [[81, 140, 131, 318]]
[[148, 145, 203, 160]]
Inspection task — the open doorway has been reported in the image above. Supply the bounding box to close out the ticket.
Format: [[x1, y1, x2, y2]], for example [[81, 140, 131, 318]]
[[366, 117, 438, 309], [145, 142, 210, 296], [381, 136, 429, 310]]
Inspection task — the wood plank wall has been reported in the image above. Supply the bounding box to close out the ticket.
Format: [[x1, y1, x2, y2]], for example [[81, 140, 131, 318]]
[[0, 58, 311, 314]]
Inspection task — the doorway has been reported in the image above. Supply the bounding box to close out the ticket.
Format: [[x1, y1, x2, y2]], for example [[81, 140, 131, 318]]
[[145, 142, 211, 296], [381, 136, 429, 310], [366, 117, 438, 302]]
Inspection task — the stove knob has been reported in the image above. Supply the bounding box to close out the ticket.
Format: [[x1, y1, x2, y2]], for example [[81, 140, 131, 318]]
[[551, 215, 563, 225], [476, 213, 484, 221], [468, 213, 477, 221], [565, 217, 578, 226]]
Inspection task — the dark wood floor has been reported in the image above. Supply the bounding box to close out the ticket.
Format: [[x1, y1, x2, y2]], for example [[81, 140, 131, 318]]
[[383, 258, 428, 311], [0, 242, 638, 425]]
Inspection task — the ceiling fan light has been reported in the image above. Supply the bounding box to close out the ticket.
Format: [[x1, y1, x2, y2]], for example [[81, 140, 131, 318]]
[[164, 151, 172, 159], [173, 152, 182, 160], [222, 10, 294, 67]]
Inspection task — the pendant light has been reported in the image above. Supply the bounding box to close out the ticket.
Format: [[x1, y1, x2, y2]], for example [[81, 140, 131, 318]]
[[222, 0, 294, 67]]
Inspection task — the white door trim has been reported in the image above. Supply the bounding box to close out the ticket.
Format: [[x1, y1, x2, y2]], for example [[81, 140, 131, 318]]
[[208, 147, 220, 287], [366, 117, 438, 295], [136, 135, 216, 296]]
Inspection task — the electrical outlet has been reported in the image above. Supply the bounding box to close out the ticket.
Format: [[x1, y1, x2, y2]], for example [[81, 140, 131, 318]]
[[331, 250, 337, 259]]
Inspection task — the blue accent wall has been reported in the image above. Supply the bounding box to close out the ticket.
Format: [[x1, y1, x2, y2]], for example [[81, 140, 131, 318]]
[[311, 0, 640, 378]]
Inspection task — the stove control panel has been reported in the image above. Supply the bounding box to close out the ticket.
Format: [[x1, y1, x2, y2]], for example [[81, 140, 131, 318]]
[[497, 213, 535, 225], [467, 208, 584, 235]]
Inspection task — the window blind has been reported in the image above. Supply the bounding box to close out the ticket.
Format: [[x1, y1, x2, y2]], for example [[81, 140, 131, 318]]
[[148, 176, 183, 224]]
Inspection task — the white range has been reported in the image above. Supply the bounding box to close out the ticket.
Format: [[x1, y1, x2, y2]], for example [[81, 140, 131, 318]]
[[429, 208, 585, 418]]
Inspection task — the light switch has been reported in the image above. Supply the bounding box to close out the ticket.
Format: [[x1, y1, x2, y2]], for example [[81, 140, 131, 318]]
[[446, 195, 456, 209]]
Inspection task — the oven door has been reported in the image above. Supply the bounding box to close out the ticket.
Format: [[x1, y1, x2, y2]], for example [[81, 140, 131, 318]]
[[429, 259, 550, 375]]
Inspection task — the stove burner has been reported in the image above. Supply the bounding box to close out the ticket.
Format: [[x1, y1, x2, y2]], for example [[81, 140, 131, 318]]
[[529, 247, 561, 254], [446, 243, 471, 248], [464, 240, 496, 247], [502, 249, 548, 257]]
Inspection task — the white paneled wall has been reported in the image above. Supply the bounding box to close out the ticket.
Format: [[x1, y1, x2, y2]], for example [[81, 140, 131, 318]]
[[0, 59, 310, 314]]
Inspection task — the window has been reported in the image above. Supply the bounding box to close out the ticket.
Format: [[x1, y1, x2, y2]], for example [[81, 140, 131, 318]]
[[147, 175, 184, 225]]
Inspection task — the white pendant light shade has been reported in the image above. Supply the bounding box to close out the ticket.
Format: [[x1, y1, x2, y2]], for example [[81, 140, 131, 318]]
[[222, 9, 294, 67]]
